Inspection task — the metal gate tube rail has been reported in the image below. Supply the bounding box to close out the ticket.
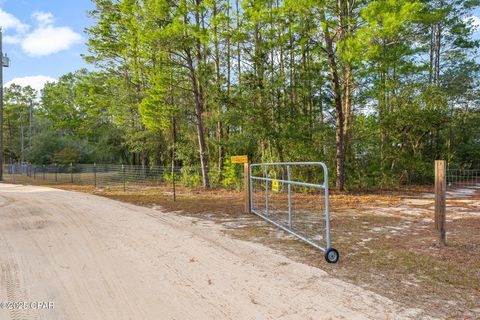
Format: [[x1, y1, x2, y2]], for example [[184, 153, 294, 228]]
[[250, 207, 328, 252], [250, 176, 326, 189], [249, 162, 337, 262]]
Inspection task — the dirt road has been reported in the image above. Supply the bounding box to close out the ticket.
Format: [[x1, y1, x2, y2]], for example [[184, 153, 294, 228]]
[[0, 184, 426, 319]]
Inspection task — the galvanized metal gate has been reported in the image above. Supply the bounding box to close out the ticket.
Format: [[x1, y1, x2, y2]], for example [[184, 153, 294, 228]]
[[249, 162, 339, 263]]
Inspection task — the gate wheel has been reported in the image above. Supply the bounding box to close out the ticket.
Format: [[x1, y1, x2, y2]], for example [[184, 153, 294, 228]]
[[325, 248, 339, 263]]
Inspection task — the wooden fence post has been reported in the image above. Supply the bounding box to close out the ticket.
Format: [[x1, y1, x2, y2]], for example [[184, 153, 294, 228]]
[[435, 160, 446, 246], [122, 164, 126, 192], [244, 162, 251, 214], [172, 166, 176, 202], [93, 163, 97, 188]]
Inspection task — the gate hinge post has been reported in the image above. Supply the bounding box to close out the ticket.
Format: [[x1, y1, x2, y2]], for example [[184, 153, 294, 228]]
[[244, 162, 251, 214]]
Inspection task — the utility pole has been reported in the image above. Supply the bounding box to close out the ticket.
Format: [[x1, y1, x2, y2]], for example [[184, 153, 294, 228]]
[[0, 28, 11, 181]]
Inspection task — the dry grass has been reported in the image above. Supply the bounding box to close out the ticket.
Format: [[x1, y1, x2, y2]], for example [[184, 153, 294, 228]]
[[12, 181, 480, 319]]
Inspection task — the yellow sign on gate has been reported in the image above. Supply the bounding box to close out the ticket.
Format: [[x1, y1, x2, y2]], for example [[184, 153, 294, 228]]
[[272, 179, 280, 192], [231, 155, 249, 164]]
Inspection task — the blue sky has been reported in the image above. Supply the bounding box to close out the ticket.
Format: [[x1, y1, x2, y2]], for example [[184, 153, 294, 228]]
[[0, 1, 479, 93], [1, 0, 94, 91]]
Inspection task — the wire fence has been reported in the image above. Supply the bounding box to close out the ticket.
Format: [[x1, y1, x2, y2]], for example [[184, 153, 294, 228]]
[[447, 169, 480, 189], [1, 163, 243, 196], [446, 168, 480, 202]]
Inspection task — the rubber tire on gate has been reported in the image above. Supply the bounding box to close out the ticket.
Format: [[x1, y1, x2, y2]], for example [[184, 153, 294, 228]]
[[324, 248, 339, 264]]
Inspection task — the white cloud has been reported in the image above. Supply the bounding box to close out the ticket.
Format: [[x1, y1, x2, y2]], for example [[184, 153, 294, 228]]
[[22, 25, 82, 56], [21, 12, 82, 57], [32, 11, 54, 27], [0, 8, 29, 33], [3, 34, 22, 44], [6, 75, 56, 92], [1, 9, 82, 57]]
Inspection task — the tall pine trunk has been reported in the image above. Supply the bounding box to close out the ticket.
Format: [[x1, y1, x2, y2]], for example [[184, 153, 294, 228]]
[[213, 1, 224, 177], [321, 11, 346, 191], [186, 49, 210, 188]]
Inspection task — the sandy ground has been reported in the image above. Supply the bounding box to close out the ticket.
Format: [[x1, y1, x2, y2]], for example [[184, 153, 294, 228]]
[[356, 184, 480, 219], [0, 184, 427, 320]]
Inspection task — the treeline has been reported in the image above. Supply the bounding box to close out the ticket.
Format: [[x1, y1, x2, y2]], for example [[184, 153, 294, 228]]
[[3, 0, 480, 190]]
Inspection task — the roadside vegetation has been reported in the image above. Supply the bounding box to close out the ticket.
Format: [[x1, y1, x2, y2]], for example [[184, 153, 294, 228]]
[[2, 0, 479, 192]]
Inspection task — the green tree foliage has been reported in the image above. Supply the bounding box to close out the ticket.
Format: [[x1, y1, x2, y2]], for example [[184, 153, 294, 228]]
[[3, 84, 36, 163], [11, 70, 127, 164], [7, 0, 479, 190]]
